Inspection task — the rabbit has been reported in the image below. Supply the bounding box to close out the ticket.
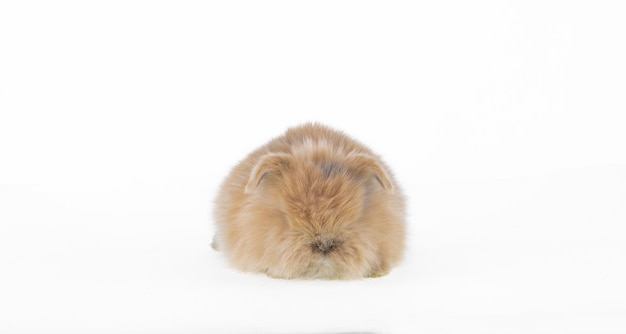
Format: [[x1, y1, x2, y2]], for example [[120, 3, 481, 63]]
[[212, 123, 406, 279]]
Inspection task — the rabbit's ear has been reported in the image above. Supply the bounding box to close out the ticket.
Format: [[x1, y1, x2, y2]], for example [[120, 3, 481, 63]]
[[244, 153, 292, 193], [346, 154, 394, 192]]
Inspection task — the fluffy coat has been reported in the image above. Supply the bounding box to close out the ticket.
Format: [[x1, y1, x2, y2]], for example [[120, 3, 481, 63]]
[[212, 123, 406, 279]]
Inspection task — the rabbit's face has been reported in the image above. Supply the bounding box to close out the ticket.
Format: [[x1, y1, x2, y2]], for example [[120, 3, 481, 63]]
[[242, 151, 391, 279]]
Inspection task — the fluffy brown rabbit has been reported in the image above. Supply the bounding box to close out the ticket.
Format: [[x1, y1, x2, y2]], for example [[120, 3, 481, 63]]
[[212, 123, 406, 279]]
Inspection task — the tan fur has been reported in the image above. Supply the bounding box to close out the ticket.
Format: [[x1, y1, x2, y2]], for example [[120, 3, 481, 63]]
[[212, 123, 406, 279]]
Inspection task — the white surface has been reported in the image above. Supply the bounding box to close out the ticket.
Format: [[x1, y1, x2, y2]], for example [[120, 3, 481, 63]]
[[1, 1, 625, 333]]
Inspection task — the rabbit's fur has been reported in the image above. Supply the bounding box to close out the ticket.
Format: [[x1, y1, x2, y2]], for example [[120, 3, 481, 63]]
[[213, 123, 406, 279]]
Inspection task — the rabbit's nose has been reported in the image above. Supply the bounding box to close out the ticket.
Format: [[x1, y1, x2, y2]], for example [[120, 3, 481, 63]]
[[311, 238, 342, 255]]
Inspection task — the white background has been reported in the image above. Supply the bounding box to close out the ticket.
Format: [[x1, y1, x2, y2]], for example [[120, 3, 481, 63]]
[[1, 1, 625, 333]]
